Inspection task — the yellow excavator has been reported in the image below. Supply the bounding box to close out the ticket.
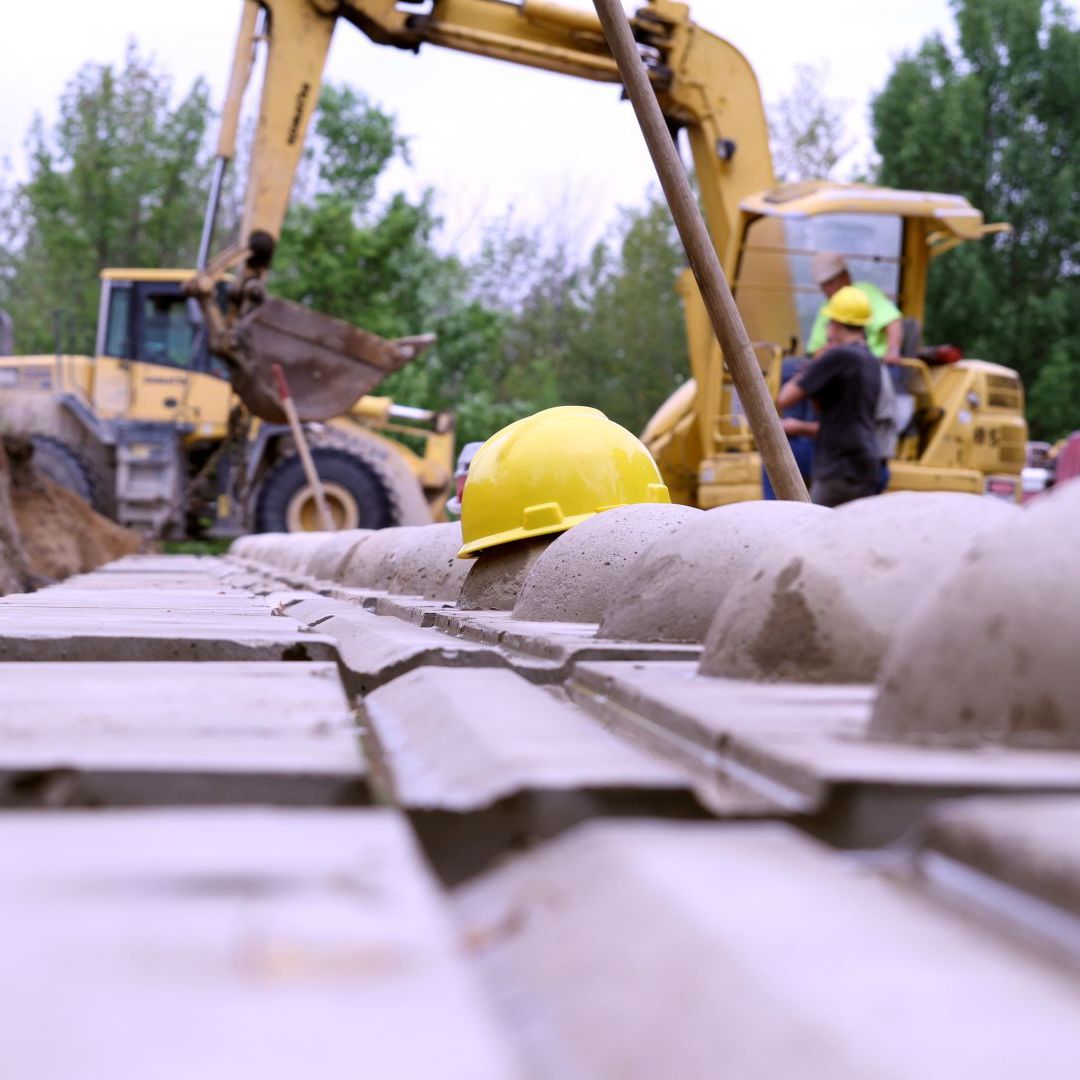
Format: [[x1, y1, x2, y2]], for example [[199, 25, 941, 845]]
[[198, 0, 1028, 507], [0, 0, 1028, 537]]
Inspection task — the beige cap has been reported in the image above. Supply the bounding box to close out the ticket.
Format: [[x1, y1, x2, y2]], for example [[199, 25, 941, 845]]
[[811, 251, 848, 285]]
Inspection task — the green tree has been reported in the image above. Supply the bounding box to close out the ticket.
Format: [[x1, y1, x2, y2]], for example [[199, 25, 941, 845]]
[[872, 0, 1080, 439], [0, 44, 215, 354], [769, 64, 852, 183], [272, 85, 531, 445]]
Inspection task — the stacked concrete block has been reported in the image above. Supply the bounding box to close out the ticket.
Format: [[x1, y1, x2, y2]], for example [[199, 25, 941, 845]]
[[700, 491, 1019, 683], [455, 819, 1080, 1079], [0, 811, 519, 1078], [871, 479, 1080, 747], [4, 482, 1080, 1071]]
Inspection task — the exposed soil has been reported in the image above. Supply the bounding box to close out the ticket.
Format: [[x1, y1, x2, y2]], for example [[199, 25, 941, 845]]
[[0, 436, 141, 595]]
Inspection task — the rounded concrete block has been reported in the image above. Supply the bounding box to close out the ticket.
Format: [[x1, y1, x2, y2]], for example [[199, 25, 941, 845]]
[[700, 491, 1019, 684], [458, 537, 554, 611], [598, 501, 830, 643], [870, 480, 1080, 747], [338, 526, 424, 589], [306, 530, 371, 582], [386, 522, 472, 600], [512, 504, 702, 623]]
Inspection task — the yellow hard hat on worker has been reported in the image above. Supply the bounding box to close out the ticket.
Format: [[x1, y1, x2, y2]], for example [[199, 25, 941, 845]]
[[821, 285, 872, 327], [458, 405, 670, 558]]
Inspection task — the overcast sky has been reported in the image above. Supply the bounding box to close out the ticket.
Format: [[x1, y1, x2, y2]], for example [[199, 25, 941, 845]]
[[2, 0, 1072, 256]]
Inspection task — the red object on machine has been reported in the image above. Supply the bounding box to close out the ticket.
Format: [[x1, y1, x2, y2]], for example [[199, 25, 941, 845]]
[[919, 344, 964, 365], [1056, 432, 1080, 486]]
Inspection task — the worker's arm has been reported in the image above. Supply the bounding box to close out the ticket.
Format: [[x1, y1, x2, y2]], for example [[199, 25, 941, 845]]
[[777, 376, 808, 410], [884, 318, 903, 363], [782, 417, 819, 437]]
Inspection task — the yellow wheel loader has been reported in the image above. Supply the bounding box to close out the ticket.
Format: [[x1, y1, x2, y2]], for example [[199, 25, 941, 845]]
[[0, 269, 453, 537]]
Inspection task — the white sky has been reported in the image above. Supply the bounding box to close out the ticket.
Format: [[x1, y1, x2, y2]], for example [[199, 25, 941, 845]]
[[2, 0, 1073, 256]]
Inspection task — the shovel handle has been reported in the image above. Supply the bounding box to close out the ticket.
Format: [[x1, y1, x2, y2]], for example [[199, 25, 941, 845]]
[[591, 0, 809, 504], [271, 363, 335, 532]]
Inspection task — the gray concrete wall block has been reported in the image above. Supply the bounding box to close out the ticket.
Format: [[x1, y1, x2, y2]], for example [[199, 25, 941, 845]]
[[458, 537, 553, 611], [871, 480, 1080, 747], [599, 501, 829, 643], [701, 491, 1018, 684], [512, 504, 702, 623], [0, 810, 520, 1078], [337, 526, 423, 589], [386, 522, 472, 600], [454, 819, 1080, 1079]]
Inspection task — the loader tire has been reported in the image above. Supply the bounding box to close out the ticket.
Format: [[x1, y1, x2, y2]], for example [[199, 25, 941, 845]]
[[254, 447, 393, 533], [30, 435, 107, 512]]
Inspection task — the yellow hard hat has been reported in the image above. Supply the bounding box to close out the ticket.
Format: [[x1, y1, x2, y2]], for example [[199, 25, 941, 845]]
[[458, 405, 671, 558], [822, 285, 872, 327]]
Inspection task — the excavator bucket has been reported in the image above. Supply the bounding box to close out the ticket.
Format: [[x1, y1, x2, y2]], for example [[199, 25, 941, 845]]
[[213, 296, 435, 423]]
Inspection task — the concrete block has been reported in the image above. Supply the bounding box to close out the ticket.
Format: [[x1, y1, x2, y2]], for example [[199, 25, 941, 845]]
[[512, 504, 701, 623], [871, 481, 1080, 747], [0, 810, 519, 1079], [458, 537, 552, 611], [307, 529, 371, 580], [454, 820, 1080, 1079], [701, 491, 1018, 683], [386, 522, 472, 600], [0, 661, 365, 806], [916, 796, 1080, 947], [599, 501, 828, 643], [0, 609, 337, 663], [364, 668, 699, 882], [338, 526, 423, 588], [569, 661, 1080, 846], [570, 660, 870, 782], [304, 608, 506, 695]]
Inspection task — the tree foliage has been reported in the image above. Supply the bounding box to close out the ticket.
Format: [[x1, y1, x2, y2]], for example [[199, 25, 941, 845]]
[[769, 64, 852, 183], [0, 44, 214, 354], [872, 0, 1080, 439]]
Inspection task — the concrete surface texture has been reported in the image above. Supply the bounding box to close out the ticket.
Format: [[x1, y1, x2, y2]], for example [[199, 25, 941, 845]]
[[305, 529, 371, 580], [598, 501, 829, 643], [0, 810, 519, 1079], [386, 522, 472, 600], [700, 491, 1019, 683], [0, 660, 367, 806], [337, 525, 422, 589], [512, 504, 702, 623], [918, 796, 1080, 929], [458, 536, 553, 611], [363, 667, 689, 811], [870, 480, 1080, 747], [454, 819, 1080, 1079]]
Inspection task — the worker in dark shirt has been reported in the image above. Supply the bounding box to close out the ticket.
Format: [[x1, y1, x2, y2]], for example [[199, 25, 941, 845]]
[[777, 286, 882, 507], [763, 356, 814, 500]]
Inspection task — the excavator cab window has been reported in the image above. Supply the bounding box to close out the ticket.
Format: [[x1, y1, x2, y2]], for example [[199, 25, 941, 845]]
[[735, 213, 903, 354]]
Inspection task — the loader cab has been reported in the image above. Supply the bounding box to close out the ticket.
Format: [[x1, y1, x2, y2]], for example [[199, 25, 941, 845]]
[[90, 269, 233, 431], [96, 269, 225, 378]]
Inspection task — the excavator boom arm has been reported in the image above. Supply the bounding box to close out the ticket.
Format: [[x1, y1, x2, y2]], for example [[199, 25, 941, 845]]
[[233, 0, 774, 272]]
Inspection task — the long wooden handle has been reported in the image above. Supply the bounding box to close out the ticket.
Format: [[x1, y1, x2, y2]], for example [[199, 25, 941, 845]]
[[272, 363, 335, 532], [591, 0, 809, 503]]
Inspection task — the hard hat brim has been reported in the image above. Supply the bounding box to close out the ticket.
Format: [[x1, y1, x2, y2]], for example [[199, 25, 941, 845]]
[[456, 511, 598, 559]]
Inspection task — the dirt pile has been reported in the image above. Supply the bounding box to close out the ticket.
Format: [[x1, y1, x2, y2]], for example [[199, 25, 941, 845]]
[[0, 436, 141, 595]]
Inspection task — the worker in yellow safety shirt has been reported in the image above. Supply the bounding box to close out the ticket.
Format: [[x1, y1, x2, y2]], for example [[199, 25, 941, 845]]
[[808, 252, 902, 364]]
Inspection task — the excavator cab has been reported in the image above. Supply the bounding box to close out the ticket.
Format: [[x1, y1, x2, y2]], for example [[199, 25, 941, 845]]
[[676, 181, 1028, 506]]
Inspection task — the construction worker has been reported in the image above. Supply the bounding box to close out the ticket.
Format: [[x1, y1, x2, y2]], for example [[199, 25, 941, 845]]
[[808, 252, 902, 363], [777, 286, 882, 507]]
